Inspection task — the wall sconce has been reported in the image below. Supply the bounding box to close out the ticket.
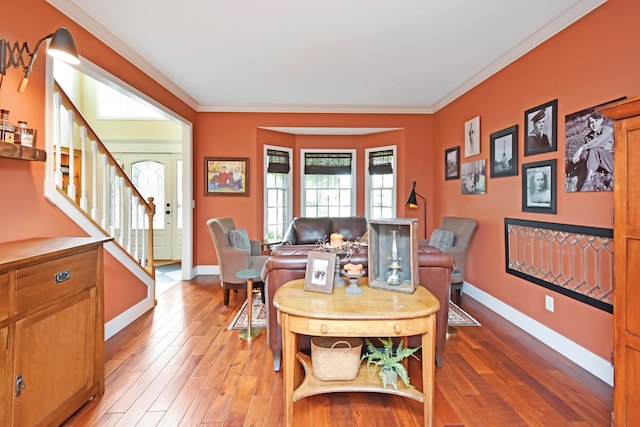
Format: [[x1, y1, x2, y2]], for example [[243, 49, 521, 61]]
[[405, 181, 427, 239], [0, 26, 80, 93]]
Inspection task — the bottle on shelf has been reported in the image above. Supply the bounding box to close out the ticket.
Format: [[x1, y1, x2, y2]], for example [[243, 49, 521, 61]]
[[15, 121, 33, 147], [0, 109, 15, 143]]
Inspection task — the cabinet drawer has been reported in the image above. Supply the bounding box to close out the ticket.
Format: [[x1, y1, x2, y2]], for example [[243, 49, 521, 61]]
[[15, 250, 97, 315], [0, 272, 7, 323]]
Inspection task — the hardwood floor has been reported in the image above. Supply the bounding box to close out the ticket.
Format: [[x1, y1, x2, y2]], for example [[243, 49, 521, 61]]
[[64, 275, 612, 426]]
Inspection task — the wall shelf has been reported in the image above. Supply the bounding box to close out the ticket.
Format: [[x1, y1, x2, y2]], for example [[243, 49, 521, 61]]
[[0, 142, 46, 161]]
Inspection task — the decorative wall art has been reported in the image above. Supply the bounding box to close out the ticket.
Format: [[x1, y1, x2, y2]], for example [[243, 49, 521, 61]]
[[205, 157, 249, 196], [564, 97, 624, 192], [490, 125, 518, 178], [461, 159, 486, 195], [524, 99, 558, 156], [445, 146, 460, 180], [522, 160, 556, 214], [464, 116, 480, 157]]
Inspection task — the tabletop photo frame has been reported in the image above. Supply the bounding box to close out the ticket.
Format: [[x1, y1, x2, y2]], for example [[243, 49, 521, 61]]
[[490, 125, 518, 178], [304, 251, 336, 294]]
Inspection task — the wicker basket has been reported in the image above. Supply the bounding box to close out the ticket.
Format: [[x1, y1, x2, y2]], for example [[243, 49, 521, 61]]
[[311, 337, 363, 381]]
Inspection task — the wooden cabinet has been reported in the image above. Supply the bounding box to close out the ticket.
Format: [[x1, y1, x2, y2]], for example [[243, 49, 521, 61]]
[[0, 237, 108, 427], [601, 97, 640, 426]]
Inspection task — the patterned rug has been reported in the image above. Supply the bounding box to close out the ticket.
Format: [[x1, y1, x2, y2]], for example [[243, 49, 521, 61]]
[[228, 291, 481, 330]]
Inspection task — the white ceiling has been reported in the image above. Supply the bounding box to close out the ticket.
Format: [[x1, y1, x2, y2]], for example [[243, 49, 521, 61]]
[[48, 0, 605, 114]]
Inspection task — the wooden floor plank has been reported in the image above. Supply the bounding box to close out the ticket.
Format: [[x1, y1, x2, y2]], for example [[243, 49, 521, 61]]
[[63, 275, 612, 426]]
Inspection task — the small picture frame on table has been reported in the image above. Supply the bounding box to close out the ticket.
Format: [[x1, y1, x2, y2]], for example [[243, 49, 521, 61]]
[[445, 146, 460, 180], [304, 252, 336, 294], [490, 125, 518, 178]]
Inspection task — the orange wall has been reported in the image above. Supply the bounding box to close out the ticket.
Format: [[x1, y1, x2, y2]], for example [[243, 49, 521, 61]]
[[0, 0, 196, 321], [431, 0, 640, 360], [195, 113, 433, 266]]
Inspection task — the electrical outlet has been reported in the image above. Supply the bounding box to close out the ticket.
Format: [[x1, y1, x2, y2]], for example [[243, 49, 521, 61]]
[[545, 295, 554, 312]]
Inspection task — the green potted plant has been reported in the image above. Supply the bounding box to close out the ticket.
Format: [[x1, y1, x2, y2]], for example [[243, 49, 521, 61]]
[[360, 337, 421, 390]]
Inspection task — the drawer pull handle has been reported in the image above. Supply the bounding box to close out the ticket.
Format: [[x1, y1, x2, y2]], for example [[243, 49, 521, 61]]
[[54, 270, 71, 284], [321, 324, 328, 334], [394, 324, 402, 334]]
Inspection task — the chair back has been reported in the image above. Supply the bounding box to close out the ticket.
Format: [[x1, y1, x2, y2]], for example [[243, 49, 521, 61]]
[[439, 216, 477, 277]]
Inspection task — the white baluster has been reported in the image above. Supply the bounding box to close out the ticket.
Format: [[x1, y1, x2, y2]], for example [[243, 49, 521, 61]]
[[109, 165, 116, 237], [50, 92, 61, 183], [91, 140, 98, 220], [79, 127, 88, 210], [101, 153, 108, 229], [67, 111, 76, 200], [119, 176, 125, 245], [127, 188, 133, 253], [134, 198, 140, 261]]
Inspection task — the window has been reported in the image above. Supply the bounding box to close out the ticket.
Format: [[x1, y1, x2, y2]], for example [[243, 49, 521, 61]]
[[366, 146, 396, 219], [301, 150, 356, 217], [97, 82, 164, 119], [264, 146, 292, 240]]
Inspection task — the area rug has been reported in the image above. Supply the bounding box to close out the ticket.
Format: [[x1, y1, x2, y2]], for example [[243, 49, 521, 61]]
[[228, 291, 481, 330]]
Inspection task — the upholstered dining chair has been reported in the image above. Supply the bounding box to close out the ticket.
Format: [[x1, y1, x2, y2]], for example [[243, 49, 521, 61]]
[[428, 216, 477, 304], [206, 218, 270, 305]]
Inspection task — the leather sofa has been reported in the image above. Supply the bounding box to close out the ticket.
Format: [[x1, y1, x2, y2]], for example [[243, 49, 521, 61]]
[[261, 242, 454, 371], [281, 216, 369, 246]]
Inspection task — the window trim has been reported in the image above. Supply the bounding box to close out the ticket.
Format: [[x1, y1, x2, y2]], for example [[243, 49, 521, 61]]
[[263, 144, 293, 240], [365, 145, 397, 219], [300, 148, 357, 217]]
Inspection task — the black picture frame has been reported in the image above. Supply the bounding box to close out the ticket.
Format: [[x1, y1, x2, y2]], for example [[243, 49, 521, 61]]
[[524, 99, 558, 156], [444, 146, 460, 180], [490, 125, 518, 178], [304, 251, 336, 294], [522, 160, 557, 214]]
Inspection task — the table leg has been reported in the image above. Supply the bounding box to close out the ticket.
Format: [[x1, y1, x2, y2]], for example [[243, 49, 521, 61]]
[[238, 278, 261, 340], [422, 315, 435, 427], [281, 312, 295, 427]]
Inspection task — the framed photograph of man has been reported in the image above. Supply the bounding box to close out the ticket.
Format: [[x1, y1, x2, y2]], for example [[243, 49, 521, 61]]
[[490, 125, 518, 178], [205, 157, 249, 196], [304, 252, 336, 294], [445, 146, 460, 180], [522, 160, 557, 214], [524, 99, 558, 156], [564, 98, 624, 192], [461, 159, 486, 195], [464, 116, 480, 157]]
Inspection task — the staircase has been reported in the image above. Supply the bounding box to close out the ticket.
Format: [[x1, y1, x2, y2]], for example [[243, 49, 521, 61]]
[[47, 81, 156, 339]]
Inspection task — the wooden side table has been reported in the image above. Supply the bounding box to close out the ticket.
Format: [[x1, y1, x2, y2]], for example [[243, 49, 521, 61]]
[[273, 278, 440, 426], [235, 269, 263, 340]]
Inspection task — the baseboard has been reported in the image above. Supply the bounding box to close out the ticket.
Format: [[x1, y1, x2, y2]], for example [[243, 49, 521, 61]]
[[195, 265, 220, 276], [462, 282, 613, 387], [105, 294, 155, 340]]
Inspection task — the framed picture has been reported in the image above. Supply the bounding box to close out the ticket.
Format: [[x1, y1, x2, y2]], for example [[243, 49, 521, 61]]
[[522, 160, 557, 214], [464, 116, 480, 157], [490, 125, 518, 178], [564, 97, 624, 192], [461, 159, 486, 195], [304, 251, 336, 294], [205, 157, 249, 196], [445, 146, 460, 180], [524, 99, 557, 156]]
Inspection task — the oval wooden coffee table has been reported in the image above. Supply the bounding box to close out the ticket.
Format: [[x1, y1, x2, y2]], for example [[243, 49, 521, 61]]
[[274, 278, 440, 426]]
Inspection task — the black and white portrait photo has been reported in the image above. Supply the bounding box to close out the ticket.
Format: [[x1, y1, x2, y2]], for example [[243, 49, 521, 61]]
[[522, 160, 556, 214], [464, 116, 480, 157], [564, 99, 623, 192], [524, 100, 557, 156]]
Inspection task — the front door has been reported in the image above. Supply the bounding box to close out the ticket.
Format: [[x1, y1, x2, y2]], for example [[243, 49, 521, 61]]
[[119, 153, 182, 261]]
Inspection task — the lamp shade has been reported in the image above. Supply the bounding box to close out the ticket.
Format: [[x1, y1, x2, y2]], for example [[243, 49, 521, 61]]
[[406, 181, 418, 208], [47, 27, 80, 64]]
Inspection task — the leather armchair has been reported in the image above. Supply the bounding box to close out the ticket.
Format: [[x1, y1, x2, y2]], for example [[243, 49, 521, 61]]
[[206, 218, 270, 305], [261, 243, 454, 370]]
